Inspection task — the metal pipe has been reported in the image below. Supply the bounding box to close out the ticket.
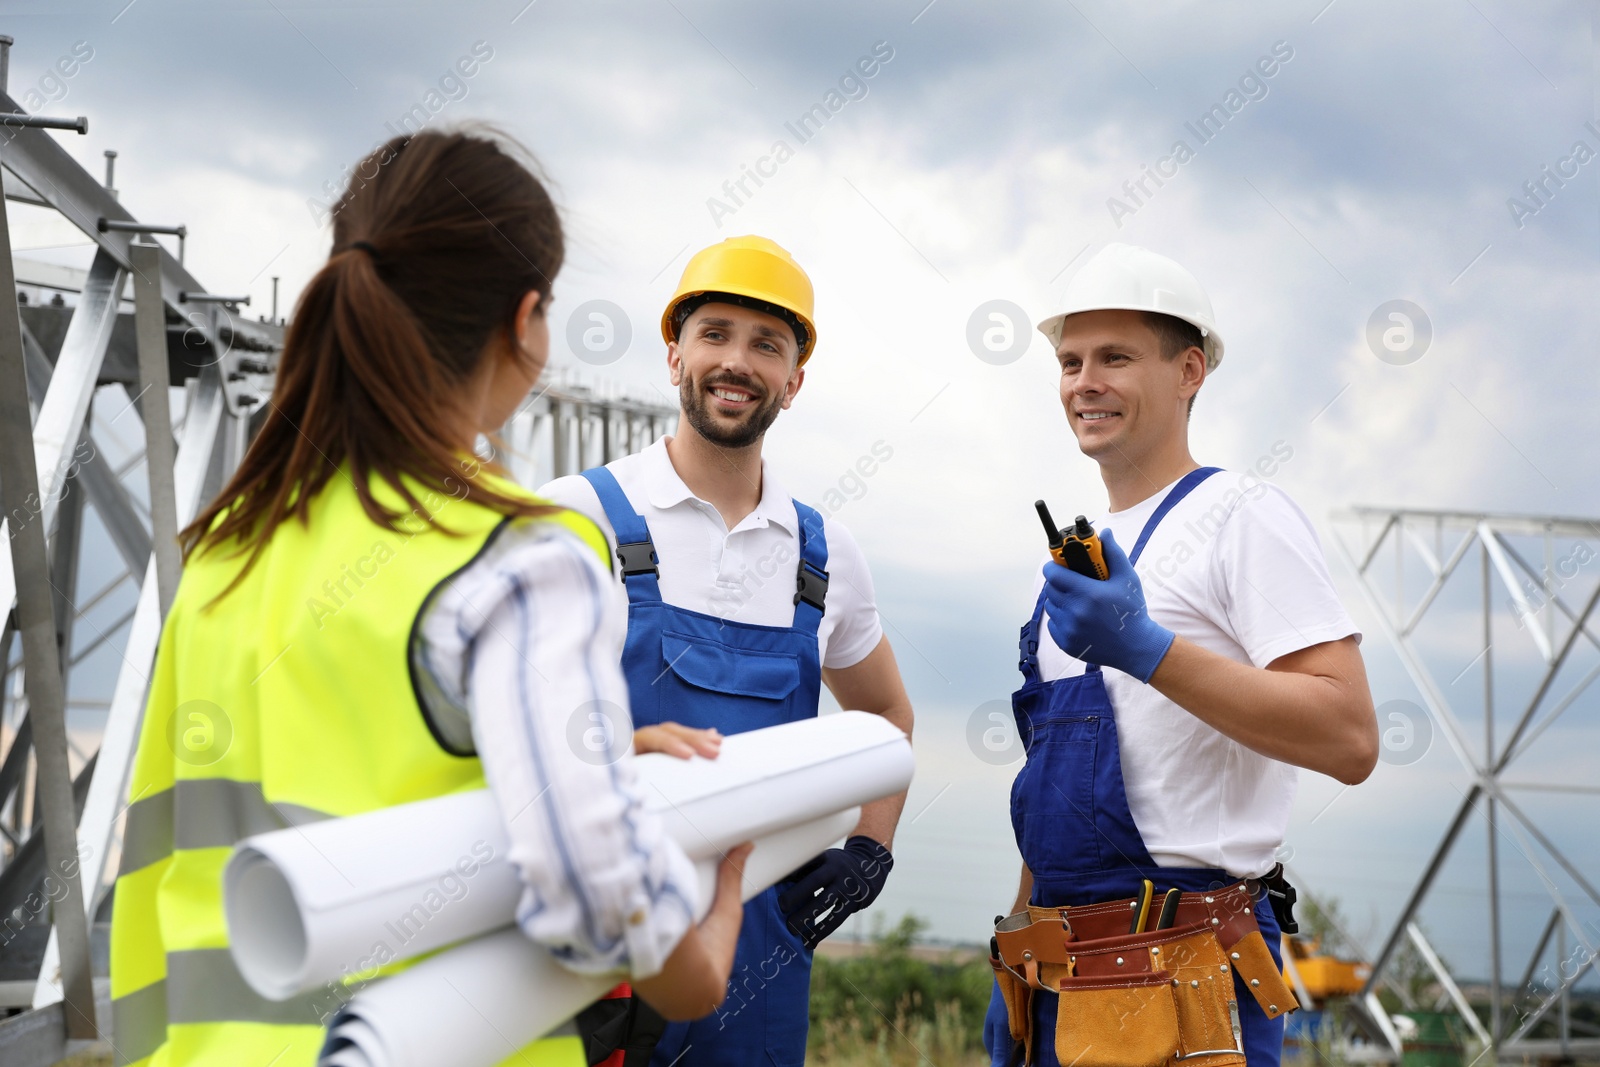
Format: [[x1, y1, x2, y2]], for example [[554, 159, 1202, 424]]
[[0, 114, 88, 134], [271, 275, 279, 322], [1395, 514, 1403, 623], [1399, 528, 1477, 636], [1484, 543, 1502, 1048], [1506, 951, 1594, 1046], [1495, 791, 1600, 911], [1493, 799, 1599, 966], [1407, 922, 1493, 1047], [0, 36, 12, 96], [1559, 922, 1570, 1052], [179, 291, 249, 306], [1334, 528, 1481, 771], [102, 149, 116, 197], [1339, 505, 1600, 541], [47, 442, 85, 680], [1494, 578, 1600, 774], [67, 605, 137, 668], [1493, 534, 1600, 658], [0, 611, 14, 704], [1356, 513, 1397, 573], [1495, 810, 1600, 1045], [550, 399, 567, 476], [1359, 785, 1481, 998], [132, 242, 181, 617], [1500, 780, 1600, 795], [98, 217, 186, 238], [1506, 908, 1561, 1042], [1544, 523, 1555, 653], [1482, 523, 1553, 662], [0, 137, 98, 1041], [68, 569, 132, 627]]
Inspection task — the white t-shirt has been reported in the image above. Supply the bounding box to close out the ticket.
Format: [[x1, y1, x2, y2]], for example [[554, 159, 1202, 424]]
[[538, 438, 884, 671], [1029, 469, 1360, 877]]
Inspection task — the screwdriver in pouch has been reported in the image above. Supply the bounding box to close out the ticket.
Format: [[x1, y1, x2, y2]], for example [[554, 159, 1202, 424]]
[[1035, 500, 1110, 580], [1129, 879, 1155, 934], [1154, 888, 1182, 930]]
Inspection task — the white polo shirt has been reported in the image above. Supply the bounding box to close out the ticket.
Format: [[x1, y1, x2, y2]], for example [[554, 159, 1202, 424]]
[[1029, 470, 1360, 877], [538, 437, 884, 671]]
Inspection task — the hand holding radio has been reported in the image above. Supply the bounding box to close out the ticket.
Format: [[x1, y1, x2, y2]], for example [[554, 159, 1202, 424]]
[[1034, 503, 1174, 683]]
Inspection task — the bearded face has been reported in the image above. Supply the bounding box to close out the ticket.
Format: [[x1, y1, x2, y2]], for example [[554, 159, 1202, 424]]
[[678, 365, 787, 449], [671, 303, 801, 450]]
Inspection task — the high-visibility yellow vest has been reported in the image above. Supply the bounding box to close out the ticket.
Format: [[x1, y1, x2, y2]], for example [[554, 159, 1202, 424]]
[[109, 470, 608, 1067]]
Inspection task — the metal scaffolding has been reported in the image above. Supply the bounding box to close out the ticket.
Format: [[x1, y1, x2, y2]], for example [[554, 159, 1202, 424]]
[[0, 34, 674, 1063], [498, 368, 677, 489], [1330, 506, 1600, 1063]]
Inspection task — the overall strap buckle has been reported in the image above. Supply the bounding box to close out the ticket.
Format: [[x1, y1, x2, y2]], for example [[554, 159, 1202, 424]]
[[794, 561, 829, 612], [580, 468, 665, 605], [1018, 619, 1041, 679], [616, 540, 659, 577]]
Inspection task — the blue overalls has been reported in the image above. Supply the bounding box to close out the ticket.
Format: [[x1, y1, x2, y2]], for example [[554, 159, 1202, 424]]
[[580, 467, 831, 1067], [996, 468, 1285, 1067]]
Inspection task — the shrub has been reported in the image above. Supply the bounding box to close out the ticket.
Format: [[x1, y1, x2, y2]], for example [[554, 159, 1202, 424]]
[[809, 914, 993, 1065]]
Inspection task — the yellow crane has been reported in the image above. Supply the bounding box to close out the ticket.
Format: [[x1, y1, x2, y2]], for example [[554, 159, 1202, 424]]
[[1282, 934, 1371, 1005]]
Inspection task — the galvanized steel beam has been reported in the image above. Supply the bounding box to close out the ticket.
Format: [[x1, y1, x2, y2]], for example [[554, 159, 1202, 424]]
[[0, 133, 97, 1041]]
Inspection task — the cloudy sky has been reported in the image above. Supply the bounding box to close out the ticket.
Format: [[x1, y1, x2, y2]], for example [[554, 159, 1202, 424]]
[[7, 0, 1599, 993]]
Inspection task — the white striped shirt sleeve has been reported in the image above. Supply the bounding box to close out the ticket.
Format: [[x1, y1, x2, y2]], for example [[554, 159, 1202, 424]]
[[415, 520, 699, 978]]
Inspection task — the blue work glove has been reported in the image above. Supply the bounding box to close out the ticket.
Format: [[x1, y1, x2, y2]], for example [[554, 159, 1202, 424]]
[[983, 978, 1015, 1066], [777, 835, 893, 950], [1041, 528, 1175, 682]]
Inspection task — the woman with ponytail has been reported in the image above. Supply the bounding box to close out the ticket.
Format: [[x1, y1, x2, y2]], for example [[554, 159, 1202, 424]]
[[108, 128, 747, 1067]]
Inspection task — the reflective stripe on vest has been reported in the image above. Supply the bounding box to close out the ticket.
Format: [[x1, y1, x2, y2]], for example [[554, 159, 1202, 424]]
[[109, 471, 603, 1066], [119, 779, 331, 876]]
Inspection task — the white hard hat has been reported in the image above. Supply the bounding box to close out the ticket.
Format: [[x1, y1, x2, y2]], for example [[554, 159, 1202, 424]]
[[1037, 243, 1224, 370]]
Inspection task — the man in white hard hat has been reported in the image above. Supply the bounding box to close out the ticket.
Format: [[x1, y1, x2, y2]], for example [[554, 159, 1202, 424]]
[[983, 243, 1378, 1066], [540, 236, 913, 1067]]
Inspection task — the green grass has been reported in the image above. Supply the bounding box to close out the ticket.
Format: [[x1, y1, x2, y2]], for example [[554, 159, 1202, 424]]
[[808, 915, 993, 1066]]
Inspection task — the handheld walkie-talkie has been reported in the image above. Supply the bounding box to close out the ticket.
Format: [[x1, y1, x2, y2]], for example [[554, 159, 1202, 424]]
[[1035, 500, 1110, 581]]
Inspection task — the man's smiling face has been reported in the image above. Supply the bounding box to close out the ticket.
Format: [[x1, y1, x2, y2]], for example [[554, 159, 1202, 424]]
[[1055, 309, 1198, 464], [669, 301, 804, 450]]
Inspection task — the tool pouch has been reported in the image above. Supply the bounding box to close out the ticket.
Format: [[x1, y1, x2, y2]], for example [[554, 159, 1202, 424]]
[[993, 882, 1298, 1064], [1159, 925, 1247, 1064], [1056, 922, 1243, 1066], [1226, 928, 1297, 1021], [989, 955, 1033, 1059], [1052, 971, 1179, 1067]]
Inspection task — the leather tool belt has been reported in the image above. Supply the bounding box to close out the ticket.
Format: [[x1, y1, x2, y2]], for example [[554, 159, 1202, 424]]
[[987, 880, 1297, 1066]]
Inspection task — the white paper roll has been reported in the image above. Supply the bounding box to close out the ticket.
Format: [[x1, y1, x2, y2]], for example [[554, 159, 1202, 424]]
[[225, 711, 914, 1002], [225, 790, 520, 1003], [317, 808, 860, 1067]]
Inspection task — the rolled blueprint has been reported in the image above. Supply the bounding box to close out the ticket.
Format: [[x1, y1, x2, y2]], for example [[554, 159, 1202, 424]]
[[317, 809, 860, 1067], [225, 710, 915, 1002]]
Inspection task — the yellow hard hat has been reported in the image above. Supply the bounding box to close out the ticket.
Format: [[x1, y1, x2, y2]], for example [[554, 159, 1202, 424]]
[[661, 235, 817, 364]]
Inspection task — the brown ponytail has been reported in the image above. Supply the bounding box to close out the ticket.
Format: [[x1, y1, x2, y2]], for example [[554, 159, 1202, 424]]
[[182, 127, 565, 595]]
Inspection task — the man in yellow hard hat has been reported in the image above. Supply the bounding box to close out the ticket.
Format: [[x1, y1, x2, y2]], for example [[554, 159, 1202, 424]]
[[541, 236, 914, 1067]]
